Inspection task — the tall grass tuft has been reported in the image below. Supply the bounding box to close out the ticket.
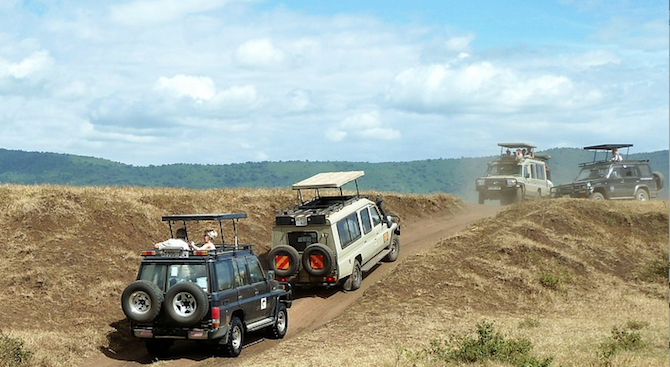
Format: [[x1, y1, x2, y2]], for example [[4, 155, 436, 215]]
[[0, 331, 32, 367]]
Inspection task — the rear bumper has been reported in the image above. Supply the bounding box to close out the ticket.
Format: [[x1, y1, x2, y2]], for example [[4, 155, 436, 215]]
[[131, 325, 227, 341]]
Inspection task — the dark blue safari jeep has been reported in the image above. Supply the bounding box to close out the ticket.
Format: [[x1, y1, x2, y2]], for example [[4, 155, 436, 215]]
[[120, 213, 292, 357]]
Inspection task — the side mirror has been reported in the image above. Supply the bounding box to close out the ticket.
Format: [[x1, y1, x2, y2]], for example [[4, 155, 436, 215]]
[[386, 215, 393, 228], [266, 270, 275, 281]]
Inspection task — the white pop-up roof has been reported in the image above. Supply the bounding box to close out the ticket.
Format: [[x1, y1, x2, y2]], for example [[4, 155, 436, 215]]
[[292, 171, 365, 190]]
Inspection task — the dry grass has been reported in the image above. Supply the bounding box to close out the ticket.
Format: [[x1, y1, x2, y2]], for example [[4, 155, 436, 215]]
[[241, 199, 669, 367], [0, 184, 460, 366]]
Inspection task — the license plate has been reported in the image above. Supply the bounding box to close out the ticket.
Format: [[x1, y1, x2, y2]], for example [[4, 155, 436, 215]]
[[295, 216, 308, 226], [488, 186, 501, 190]]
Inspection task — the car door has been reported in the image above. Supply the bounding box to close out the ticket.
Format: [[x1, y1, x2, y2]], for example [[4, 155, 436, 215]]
[[357, 207, 378, 264], [609, 164, 637, 198], [232, 257, 258, 322], [246, 257, 275, 320], [621, 165, 641, 198]]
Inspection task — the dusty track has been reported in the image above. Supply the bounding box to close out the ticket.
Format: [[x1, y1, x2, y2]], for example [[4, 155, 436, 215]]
[[91, 203, 501, 367]]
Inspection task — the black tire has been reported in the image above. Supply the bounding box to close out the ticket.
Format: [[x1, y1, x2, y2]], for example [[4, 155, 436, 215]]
[[223, 317, 244, 357], [478, 193, 485, 205], [383, 238, 400, 262], [590, 192, 605, 200], [267, 245, 301, 277], [343, 259, 362, 291], [301, 244, 335, 277], [145, 339, 173, 357], [635, 189, 649, 201], [164, 282, 209, 327], [268, 302, 288, 339], [121, 280, 163, 323], [653, 171, 664, 190]]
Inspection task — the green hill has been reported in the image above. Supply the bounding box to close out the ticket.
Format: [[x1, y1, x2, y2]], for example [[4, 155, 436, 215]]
[[0, 147, 667, 200]]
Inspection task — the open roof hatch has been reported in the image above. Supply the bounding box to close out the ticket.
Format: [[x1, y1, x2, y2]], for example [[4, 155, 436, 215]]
[[583, 144, 633, 163], [292, 171, 364, 205]]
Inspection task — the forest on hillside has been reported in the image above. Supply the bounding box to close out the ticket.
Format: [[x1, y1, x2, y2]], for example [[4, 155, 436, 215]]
[[0, 147, 667, 201]]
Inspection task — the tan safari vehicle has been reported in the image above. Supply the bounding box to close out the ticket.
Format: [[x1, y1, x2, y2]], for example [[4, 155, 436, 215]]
[[475, 143, 553, 205], [267, 171, 401, 291]]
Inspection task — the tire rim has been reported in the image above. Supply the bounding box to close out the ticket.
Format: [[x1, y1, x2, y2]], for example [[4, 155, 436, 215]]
[[231, 325, 242, 350], [129, 290, 151, 315], [172, 292, 197, 317], [637, 192, 647, 201], [276, 311, 286, 333], [390, 242, 398, 255], [353, 265, 361, 284]]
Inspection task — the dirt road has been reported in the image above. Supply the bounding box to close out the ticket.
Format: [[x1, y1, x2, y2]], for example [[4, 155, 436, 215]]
[[92, 203, 501, 367]]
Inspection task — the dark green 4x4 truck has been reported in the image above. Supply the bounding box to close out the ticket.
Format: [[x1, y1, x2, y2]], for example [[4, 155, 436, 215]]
[[121, 213, 292, 358], [553, 144, 664, 200]]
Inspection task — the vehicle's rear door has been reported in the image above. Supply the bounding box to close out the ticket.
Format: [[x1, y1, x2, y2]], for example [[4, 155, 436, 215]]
[[232, 257, 258, 322], [246, 257, 275, 319]]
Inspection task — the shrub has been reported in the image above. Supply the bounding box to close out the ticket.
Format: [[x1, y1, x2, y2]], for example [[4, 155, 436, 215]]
[[597, 323, 646, 364], [0, 331, 32, 367], [538, 272, 562, 291]]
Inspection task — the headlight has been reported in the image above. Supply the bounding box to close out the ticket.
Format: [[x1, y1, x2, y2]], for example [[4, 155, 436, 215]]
[[506, 179, 517, 187], [586, 182, 592, 187], [476, 179, 485, 186]]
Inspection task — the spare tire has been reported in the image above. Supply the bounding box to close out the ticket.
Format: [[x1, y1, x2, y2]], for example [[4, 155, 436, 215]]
[[121, 280, 163, 323], [267, 245, 301, 277], [653, 171, 664, 190], [302, 244, 335, 277], [164, 282, 209, 327]]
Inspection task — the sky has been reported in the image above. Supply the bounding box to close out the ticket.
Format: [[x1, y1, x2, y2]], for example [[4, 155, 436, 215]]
[[0, 0, 668, 166]]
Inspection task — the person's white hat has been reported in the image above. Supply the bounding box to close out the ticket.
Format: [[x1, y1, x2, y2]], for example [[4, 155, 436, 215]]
[[206, 230, 218, 239]]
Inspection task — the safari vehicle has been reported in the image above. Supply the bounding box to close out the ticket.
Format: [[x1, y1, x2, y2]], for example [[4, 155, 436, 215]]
[[267, 171, 401, 291], [552, 144, 664, 201], [475, 143, 552, 205], [120, 213, 292, 358]]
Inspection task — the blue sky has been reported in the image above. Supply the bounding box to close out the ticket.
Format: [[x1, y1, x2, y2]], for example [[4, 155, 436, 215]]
[[0, 0, 667, 165]]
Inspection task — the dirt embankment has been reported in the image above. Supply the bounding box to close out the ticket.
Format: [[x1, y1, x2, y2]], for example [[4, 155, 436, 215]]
[[242, 199, 669, 367], [0, 184, 462, 366]]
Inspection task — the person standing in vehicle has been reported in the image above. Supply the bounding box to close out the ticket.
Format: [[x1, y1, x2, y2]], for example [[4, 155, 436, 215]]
[[611, 148, 623, 162], [191, 230, 217, 250], [154, 228, 190, 250]]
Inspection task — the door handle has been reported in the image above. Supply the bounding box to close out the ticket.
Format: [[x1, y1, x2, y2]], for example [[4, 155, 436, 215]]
[[238, 295, 243, 299], [254, 290, 259, 295]]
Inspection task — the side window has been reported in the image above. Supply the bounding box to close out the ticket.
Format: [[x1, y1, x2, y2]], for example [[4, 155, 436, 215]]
[[346, 213, 361, 242], [336, 220, 351, 248], [247, 258, 265, 284], [531, 164, 538, 179], [370, 206, 381, 227], [538, 164, 546, 180], [360, 208, 372, 234], [215, 260, 234, 292], [638, 165, 652, 177], [233, 258, 250, 286]]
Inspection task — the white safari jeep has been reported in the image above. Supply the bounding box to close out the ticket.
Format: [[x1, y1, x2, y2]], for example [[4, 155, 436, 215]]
[[267, 171, 401, 291], [475, 143, 553, 205]]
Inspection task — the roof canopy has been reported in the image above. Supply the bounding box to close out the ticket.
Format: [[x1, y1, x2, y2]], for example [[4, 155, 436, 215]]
[[292, 171, 365, 190], [583, 144, 633, 151], [162, 213, 247, 222], [498, 142, 536, 149]]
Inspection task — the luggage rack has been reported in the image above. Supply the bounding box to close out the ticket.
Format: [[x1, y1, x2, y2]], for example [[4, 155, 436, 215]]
[[141, 245, 254, 258]]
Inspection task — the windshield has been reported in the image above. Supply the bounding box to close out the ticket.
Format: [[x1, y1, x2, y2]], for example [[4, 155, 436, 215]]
[[139, 263, 208, 292], [575, 166, 610, 181], [486, 163, 521, 177]]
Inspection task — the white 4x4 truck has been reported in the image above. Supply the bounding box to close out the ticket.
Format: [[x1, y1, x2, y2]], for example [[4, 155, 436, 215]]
[[267, 171, 401, 291]]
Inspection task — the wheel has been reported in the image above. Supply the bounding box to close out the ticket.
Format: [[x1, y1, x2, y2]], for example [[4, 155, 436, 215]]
[[145, 339, 173, 357], [267, 245, 301, 277], [301, 244, 335, 277], [653, 171, 664, 190], [589, 192, 605, 200], [513, 187, 524, 203], [164, 282, 209, 327], [343, 259, 362, 291], [268, 302, 288, 339], [383, 238, 400, 262], [635, 189, 648, 201], [223, 317, 244, 357], [478, 192, 485, 205], [121, 281, 163, 323]]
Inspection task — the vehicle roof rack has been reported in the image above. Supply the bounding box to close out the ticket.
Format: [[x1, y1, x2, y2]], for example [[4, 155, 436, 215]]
[[497, 142, 536, 149], [291, 171, 364, 205], [582, 143, 633, 163]]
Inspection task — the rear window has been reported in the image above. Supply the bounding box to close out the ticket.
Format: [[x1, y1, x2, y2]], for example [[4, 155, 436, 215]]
[[138, 263, 208, 292], [287, 231, 318, 251]]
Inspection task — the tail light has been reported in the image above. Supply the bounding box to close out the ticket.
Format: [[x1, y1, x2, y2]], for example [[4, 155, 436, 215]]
[[279, 277, 287, 282], [325, 276, 337, 283], [140, 250, 156, 256], [211, 307, 220, 328], [194, 250, 209, 256]]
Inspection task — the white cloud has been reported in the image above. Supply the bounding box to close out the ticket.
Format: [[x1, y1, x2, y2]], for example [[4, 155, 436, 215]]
[[234, 38, 285, 68], [326, 128, 347, 142], [386, 61, 603, 114], [211, 85, 259, 109], [1, 50, 54, 79], [445, 35, 474, 52], [109, 0, 234, 25], [332, 111, 401, 141], [155, 74, 216, 101]]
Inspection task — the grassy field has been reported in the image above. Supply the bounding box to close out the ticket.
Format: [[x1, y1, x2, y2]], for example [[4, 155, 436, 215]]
[[0, 184, 461, 367], [240, 199, 669, 367]]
